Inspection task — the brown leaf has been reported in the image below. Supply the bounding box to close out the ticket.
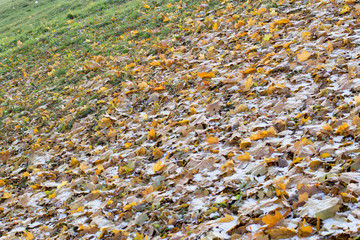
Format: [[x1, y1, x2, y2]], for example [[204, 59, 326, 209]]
[[206, 100, 222, 112]]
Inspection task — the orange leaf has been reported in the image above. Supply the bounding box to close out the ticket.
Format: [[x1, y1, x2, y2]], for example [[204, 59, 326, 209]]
[[218, 214, 235, 222], [153, 86, 164, 91], [297, 50, 311, 62], [196, 72, 215, 79], [237, 152, 251, 161], [142, 185, 154, 196], [274, 18, 290, 25], [207, 136, 219, 144], [148, 128, 156, 140], [262, 210, 283, 228]]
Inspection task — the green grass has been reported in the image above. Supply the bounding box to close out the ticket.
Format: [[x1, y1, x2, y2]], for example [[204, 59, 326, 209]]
[[0, 0, 210, 141]]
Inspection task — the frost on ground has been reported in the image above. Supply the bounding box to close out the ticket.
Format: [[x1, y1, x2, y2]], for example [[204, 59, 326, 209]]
[[1, 0, 360, 239]]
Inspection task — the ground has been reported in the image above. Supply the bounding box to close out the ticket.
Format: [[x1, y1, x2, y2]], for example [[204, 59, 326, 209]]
[[1, 0, 360, 239]]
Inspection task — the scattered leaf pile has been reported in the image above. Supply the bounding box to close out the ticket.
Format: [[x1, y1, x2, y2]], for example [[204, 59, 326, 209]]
[[2, 0, 360, 239]]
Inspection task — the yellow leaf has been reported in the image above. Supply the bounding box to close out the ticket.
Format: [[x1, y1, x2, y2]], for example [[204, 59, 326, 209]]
[[244, 76, 253, 91], [138, 82, 148, 90], [243, 68, 257, 74], [297, 50, 311, 62], [237, 152, 251, 161], [339, 5, 350, 15], [99, 117, 112, 128], [239, 140, 251, 149], [213, 22, 219, 31], [355, 94, 360, 105], [57, 181, 68, 189], [148, 128, 156, 140], [153, 161, 165, 172], [95, 164, 104, 175], [143, 113, 148, 120], [3, 192, 12, 199], [320, 152, 331, 158], [298, 192, 309, 202], [263, 33, 272, 41], [218, 214, 235, 222], [150, 60, 161, 66], [142, 185, 154, 196], [327, 40, 333, 54], [135, 147, 147, 156], [153, 148, 163, 159], [220, 160, 234, 170], [262, 210, 283, 228], [123, 202, 137, 211], [207, 136, 219, 144], [25, 232, 34, 240], [335, 122, 349, 135], [250, 127, 277, 140], [124, 142, 132, 149], [322, 123, 333, 132], [48, 191, 56, 199], [79, 162, 88, 172], [71, 157, 79, 166], [299, 219, 313, 237]]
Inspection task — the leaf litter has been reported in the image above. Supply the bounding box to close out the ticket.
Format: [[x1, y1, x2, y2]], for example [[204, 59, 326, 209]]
[[2, 0, 360, 239]]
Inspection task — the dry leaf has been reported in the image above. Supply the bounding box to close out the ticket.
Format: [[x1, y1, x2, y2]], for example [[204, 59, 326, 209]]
[[297, 50, 311, 62], [237, 152, 251, 161], [218, 214, 235, 222], [153, 161, 165, 172], [207, 136, 219, 144], [25, 232, 34, 240], [335, 122, 349, 135], [268, 227, 296, 239], [206, 100, 222, 112], [148, 128, 156, 140], [244, 75, 253, 90], [262, 210, 283, 228], [99, 117, 112, 128]]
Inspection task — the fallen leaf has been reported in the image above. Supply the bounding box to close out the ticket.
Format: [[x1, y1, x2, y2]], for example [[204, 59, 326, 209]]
[[335, 122, 349, 135], [297, 50, 311, 62], [218, 214, 235, 222], [237, 152, 251, 161], [207, 136, 219, 144], [206, 100, 222, 112], [153, 161, 165, 172], [268, 227, 296, 239], [262, 210, 283, 228], [25, 232, 34, 240], [148, 128, 156, 140], [99, 117, 112, 128]]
